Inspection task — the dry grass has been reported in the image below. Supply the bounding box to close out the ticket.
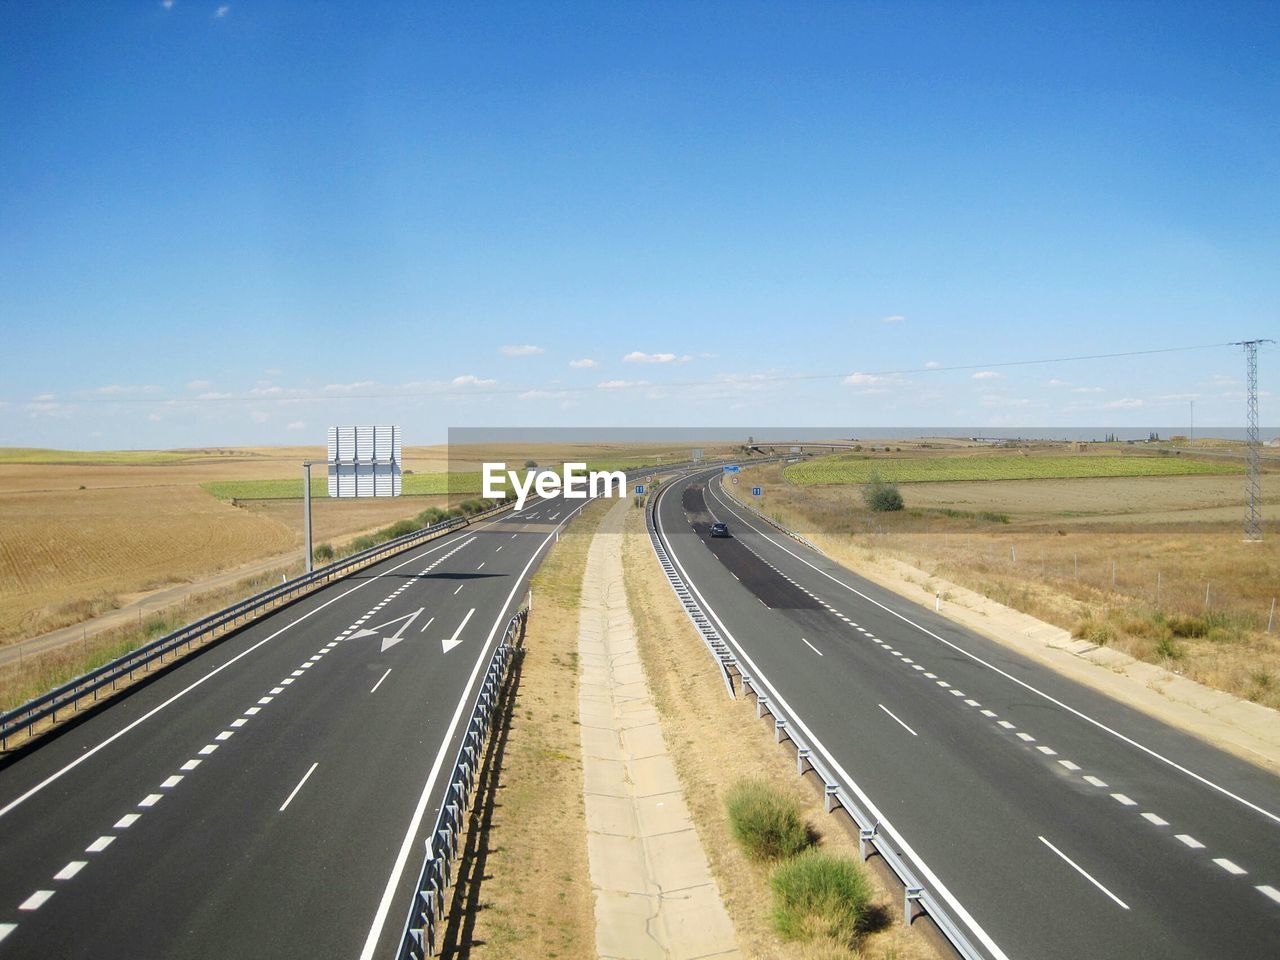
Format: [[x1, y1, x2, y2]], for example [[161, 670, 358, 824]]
[[453, 499, 607, 959], [737, 463, 1280, 710], [621, 501, 933, 960]]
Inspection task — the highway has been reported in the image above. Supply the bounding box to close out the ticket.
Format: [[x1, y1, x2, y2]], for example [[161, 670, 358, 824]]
[[0, 493, 588, 959], [654, 468, 1280, 960]]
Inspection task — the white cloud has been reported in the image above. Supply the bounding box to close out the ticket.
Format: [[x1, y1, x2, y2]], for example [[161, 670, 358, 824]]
[[197, 391, 235, 400], [597, 379, 649, 390], [147, 413, 163, 422], [286, 420, 306, 430], [33, 393, 56, 402], [924, 361, 942, 369], [161, 0, 174, 9], [322, 380, 378, 394], [1070, 386, 1105, 394], [971, 371, 1002, 380], [95, 384, 160, 395], [623, 351, 691, 364], [263, 367, 283, 376], [186, 379, 212, 391], [25, 400, 72, 418], [844, 372, 889, 387], [500, 344, 544, 357], [215, 4, 229, 17], [1047, 378, 1068, 387], [880, 314, 906, 324], [249, 385, 284, 396], [568, 358, 598, 369], [250, 410, 270, 423], [980, 395, 1030, 408], [1104, 397, 1144, 409], [450, 375, 497, 387]]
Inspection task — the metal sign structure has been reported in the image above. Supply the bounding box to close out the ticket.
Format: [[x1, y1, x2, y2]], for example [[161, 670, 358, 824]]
[[752, 486, 763, 496], [327, 425, 403, 498]]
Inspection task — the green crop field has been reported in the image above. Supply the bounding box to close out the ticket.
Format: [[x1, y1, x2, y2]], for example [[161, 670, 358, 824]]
[[0, 447, 200, 465], [783, 455, 1241, 485], [202, 471, 484, 500]]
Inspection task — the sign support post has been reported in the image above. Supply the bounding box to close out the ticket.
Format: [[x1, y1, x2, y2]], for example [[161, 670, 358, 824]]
[[303, 460, 315, 573]]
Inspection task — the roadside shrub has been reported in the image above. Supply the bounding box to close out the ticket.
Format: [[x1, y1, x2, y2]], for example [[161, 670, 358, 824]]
[[725, 779, 811, 862], [1167, 615, 1210, 638], [769, 849, 873, 944], [417, 507, 449, 527], [312, 543, 335, 563], [1154, 635, 1184, 660], [350, 535, 377, 553], [861, 474, 903, 512], [385, 519, 420, 539]]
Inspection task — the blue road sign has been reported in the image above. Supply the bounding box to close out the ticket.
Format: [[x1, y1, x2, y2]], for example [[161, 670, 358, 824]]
[[635, 485, 645, 494], [723, 464, 740, 473], [752, 486, 762, 496]]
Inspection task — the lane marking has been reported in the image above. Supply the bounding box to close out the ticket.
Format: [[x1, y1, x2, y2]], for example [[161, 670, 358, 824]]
[[1016, 732, 1036, 742], [231, 718, 248, 728], [1058, 760, 1081, 771], [801, 637, 823, 656], [1257, 885, 1280, 904], [180, 759, 202, 771], [1037, 746, 1057, 756], [1111, 793, 1136, 806], [370, 668, 393, 694], [18, 891, 52, 911], [279, 762, 319, 812], [215, 730, 234, 740], [453, 584, 463, 595], [138, 794, 162, 808], [114, 814, 140, 829], [418, 616, 436, 634], [0, 925, 15, 945], [198, 744, 218, 755], [1083, 776, 1108, 788], [442, 608, 478, 654], [244, 707, 261, 716], [0, 518, 505, 821], [358, 493, 593, 960], [1142, 812, 1169, 826], [86, 836, 114, 853], [1038, 836, 1129, 910], [706, 478, 1280, 825], [477, 562, 485, 571], [1176, 834, 1204, 849], [1213, 858, 1246, 875], [161, 775, 183, 788], [53, 861, 86, 881], [878, 704, 918, 736]]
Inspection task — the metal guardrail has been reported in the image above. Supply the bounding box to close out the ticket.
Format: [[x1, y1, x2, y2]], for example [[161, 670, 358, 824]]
[[717, 476, 825, 554], [394, 606, 527, 959], [648, 472, 988, 960], [0, 501, 515, 750]]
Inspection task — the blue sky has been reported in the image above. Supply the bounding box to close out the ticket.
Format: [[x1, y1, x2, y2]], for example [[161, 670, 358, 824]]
[[1, 1, 1276, 447]]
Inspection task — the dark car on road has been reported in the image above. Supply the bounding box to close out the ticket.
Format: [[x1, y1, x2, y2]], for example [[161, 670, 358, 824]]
[[709, 522, 730, 538]]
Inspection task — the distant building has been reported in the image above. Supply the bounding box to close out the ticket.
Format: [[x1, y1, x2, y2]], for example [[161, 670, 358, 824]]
[[1267, 437, 1280, 447]]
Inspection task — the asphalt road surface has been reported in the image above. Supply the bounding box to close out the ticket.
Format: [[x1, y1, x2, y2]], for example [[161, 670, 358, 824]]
[[0, 494, 587, 959], [655, 468, 1280, 960]]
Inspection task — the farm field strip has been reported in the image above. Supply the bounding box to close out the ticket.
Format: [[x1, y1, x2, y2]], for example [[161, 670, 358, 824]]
[[785, 454, 1241, 485]]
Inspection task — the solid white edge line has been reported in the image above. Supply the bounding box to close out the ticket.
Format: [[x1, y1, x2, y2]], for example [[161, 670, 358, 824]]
[[705, 477, 1280, 827], [0, 514, 514, 822], [1038, 835, 1130, 910], [357, 493, 595, 960], [279, 762, 319, 812], [370, 668, 393, 694], [658, 476, 1011, 960], [878, 703, 919, 737]]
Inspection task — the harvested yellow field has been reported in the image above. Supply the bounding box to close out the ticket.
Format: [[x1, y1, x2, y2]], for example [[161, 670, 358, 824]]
[[0, 485, 295, 644], [241, 495, 452, 546]]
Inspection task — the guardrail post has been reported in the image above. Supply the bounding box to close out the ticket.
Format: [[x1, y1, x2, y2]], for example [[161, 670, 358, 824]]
[[904, 886, 923, 925], [755, 696, 769, 719], [796, 747, 811, 775], [823, 783, 840, 813], [859, 827, 877, 860], [774, 718, 787, 743]]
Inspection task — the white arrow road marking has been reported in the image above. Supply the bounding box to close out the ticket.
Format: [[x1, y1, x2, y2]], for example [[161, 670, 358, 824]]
[[351, 608, 425, 652], [442, 608, 476, 653]]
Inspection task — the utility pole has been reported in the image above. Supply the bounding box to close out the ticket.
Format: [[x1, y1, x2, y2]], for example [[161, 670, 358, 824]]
[[1189, 399, 1194, 443], [1234, 339, 1274, 542], [303, 460, 316, 572]]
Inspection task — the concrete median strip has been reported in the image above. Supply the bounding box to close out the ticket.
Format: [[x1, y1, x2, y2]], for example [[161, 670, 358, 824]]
[[578, 500, 741, 960]]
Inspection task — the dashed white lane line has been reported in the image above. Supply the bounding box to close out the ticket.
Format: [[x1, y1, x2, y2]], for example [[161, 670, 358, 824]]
[[801, 637, 823, 656], [496, 545, 503, 552], [1083, 775, 1108, 788], [215, 730, 234, 741], [0, 924, 16, 944], [1214, 858, 1247, 876], [1111, 793, 1137, 806], [370, 668, 393, 693], [281, 678, 295, 685], [53, 861, 86, 881], [878, 703, 919, 737], [1257, 884, 1280, 904], [279, 762, 320, 812], [419, 616, 436, 633], [86, 836, 114, 853], [1176, 834, 1205, 849], [477, 562, 485, 571], [114, 814, 140, 829], [1038, 836, 1130, 910], [1142, 812, 1169, 826], [1036, 746, 1058, 756], [18, 891, 53, 911], [231, 718, 248, 727], [1016, 733, 1036, 742], [180, 759, 202, 771], [258, 696, 274, 705], [198, 744, 218, 756], [997, 720, 1015, 729], [1058, 760, 1081, 772], [453, 584, 463, 595], [270, 686, 284, 695], [161, 775, 183, 788], [138, 794, 163, 808], [980, 709, 997, 718]]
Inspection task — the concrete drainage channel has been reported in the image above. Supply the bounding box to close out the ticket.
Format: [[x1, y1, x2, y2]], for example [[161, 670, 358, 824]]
[[648, 470, 989, 960]]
